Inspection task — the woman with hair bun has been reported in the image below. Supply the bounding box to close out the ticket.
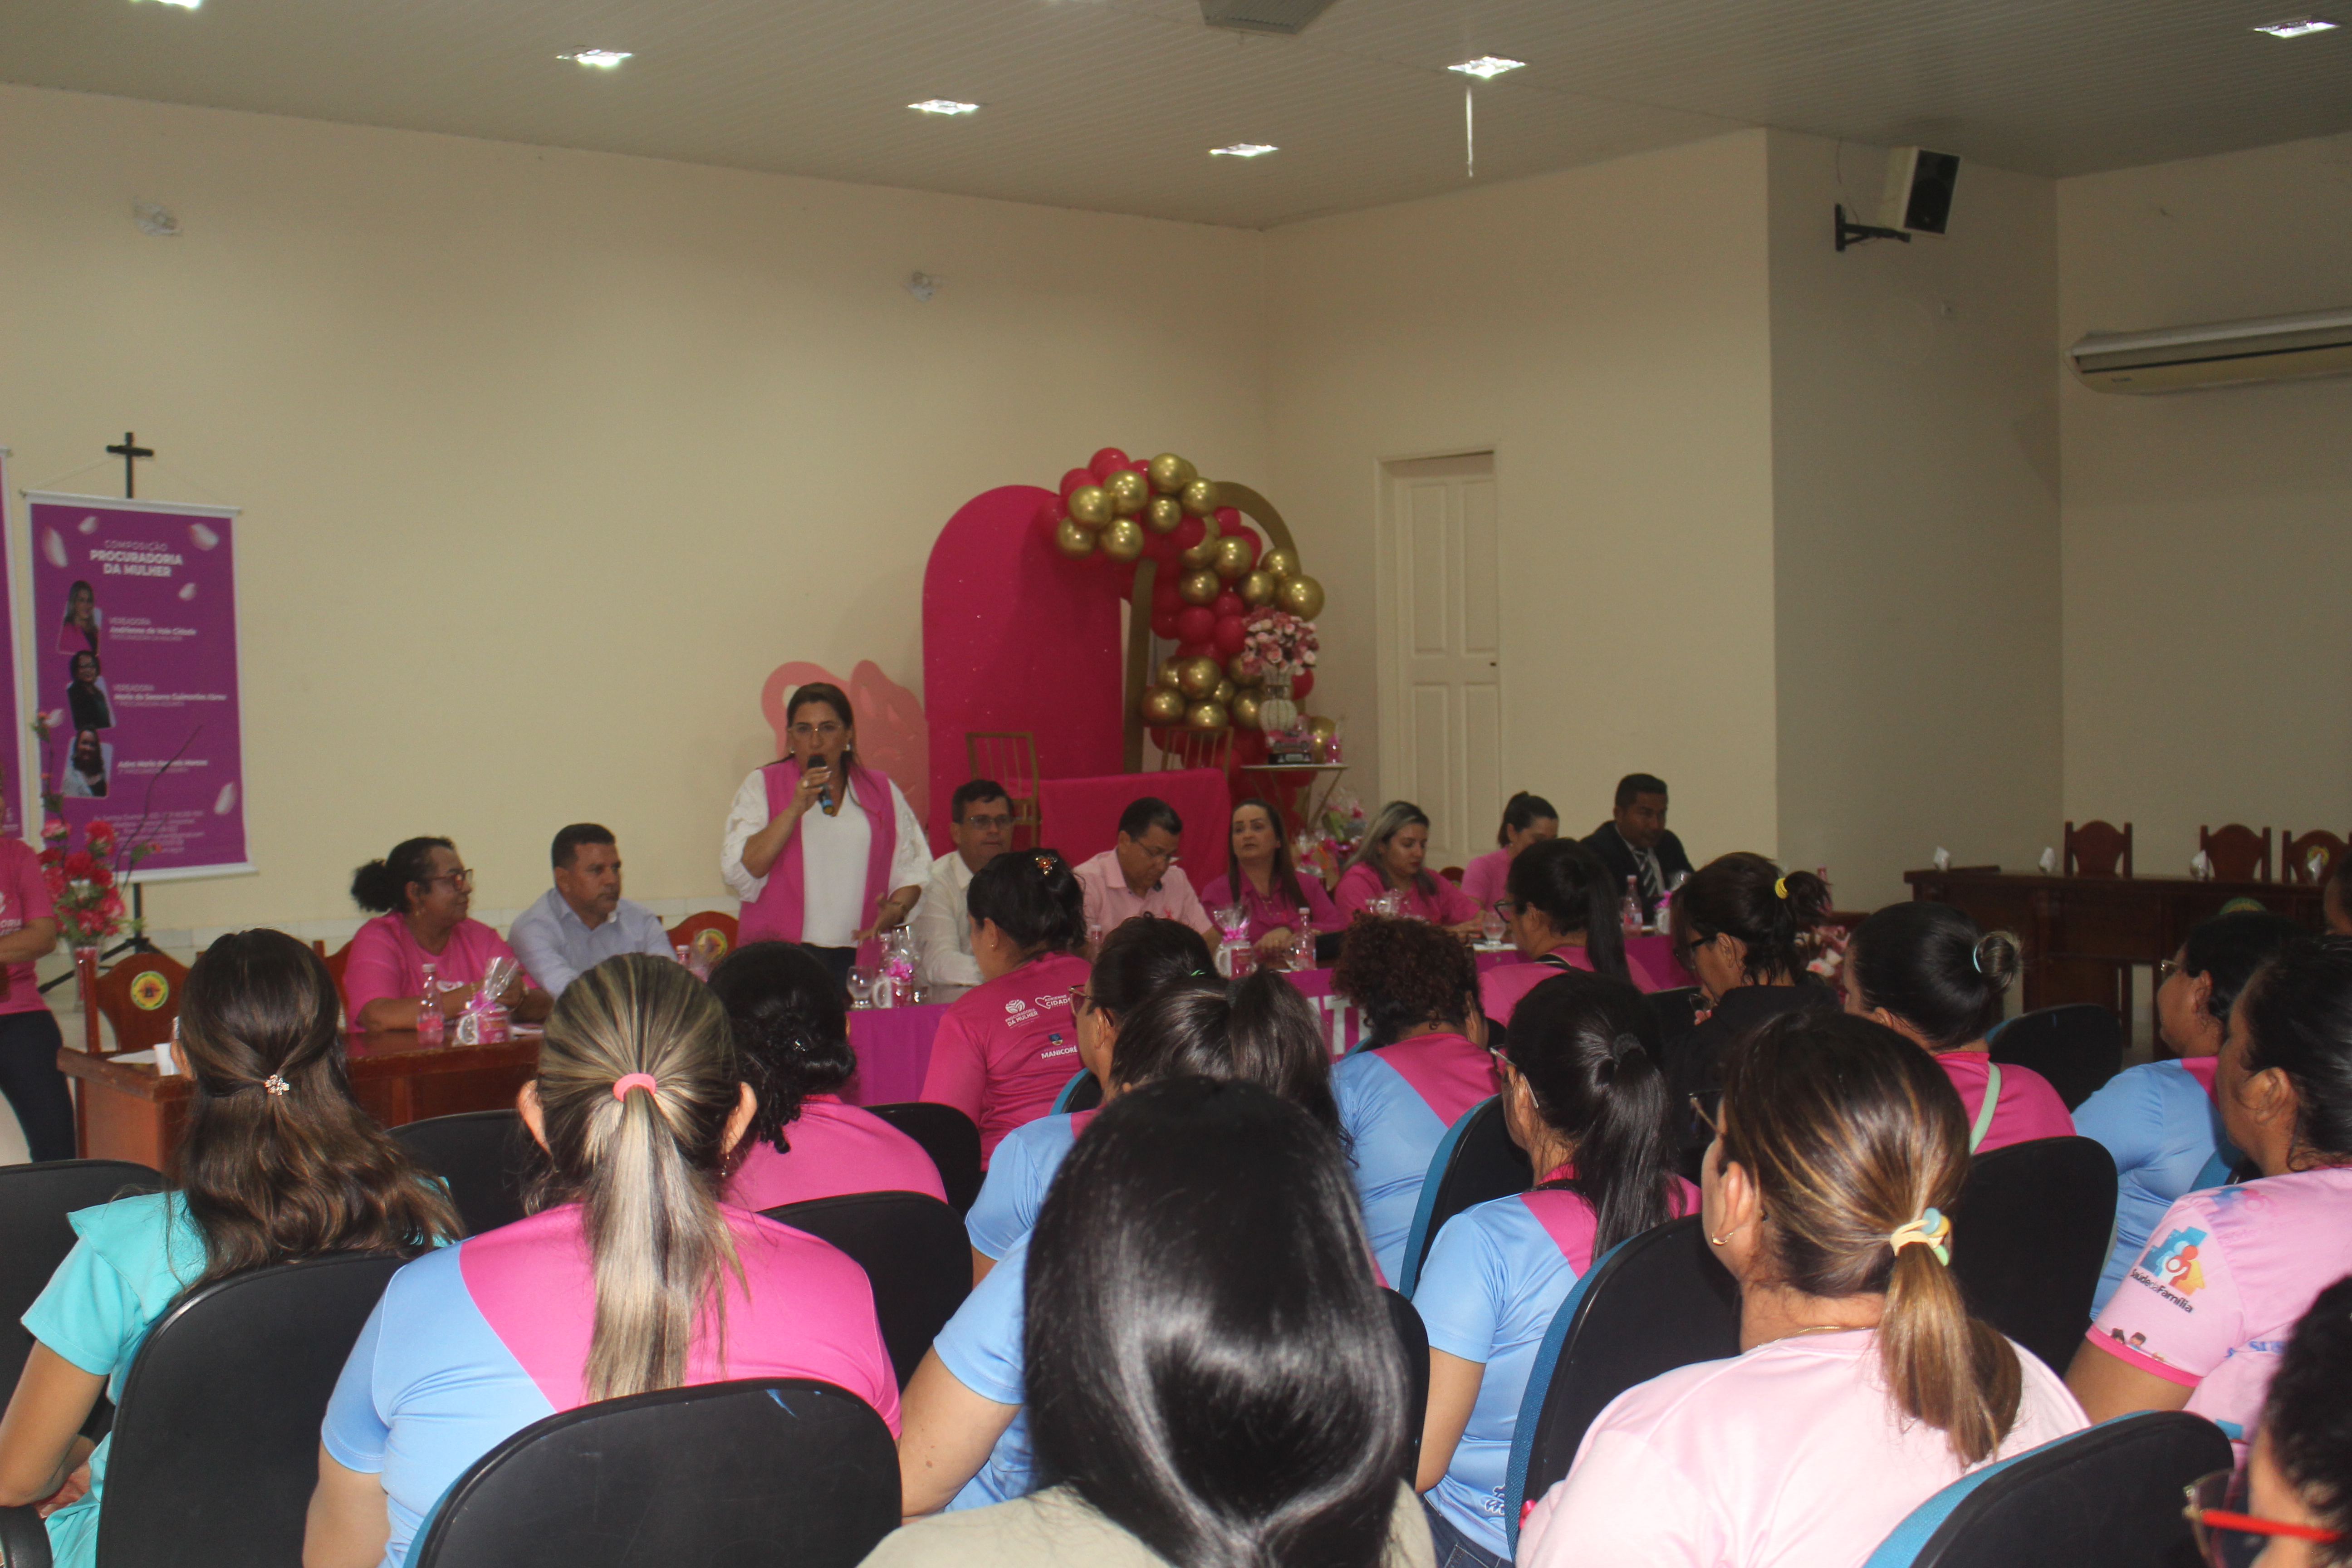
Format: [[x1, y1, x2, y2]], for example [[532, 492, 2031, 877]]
[[305, 955, 897, 1568], [1413, 970, 1693, 1566], [1460, 792, 1558, 913], [918, 848, 1092, 1164], [0, 932, 460, 1568], [709, 940, 945, 1210], [1842, 902, 2071, 1155], [1478, 839, 1629, 1032], [2073, 936, 2352, 1454], [345, 836, 547, 1032], [1518, 1010, 2087, 1568]]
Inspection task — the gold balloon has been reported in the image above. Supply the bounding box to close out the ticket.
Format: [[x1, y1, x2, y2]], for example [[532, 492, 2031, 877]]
[[1179, 538, 1217, 570], [1209, 677, 1233, 705], [1068, 485, 1112, 527], [1230, 691, 1262, 730], [1157, 657, 1184, 690], [1100, 518, 1146, 562], [1148, 453, 1198, 495], [1226, 653, 1262, 686], [1212, 535, 1252, 580], [1177, 568, 1220, 606], [1141, 685, 1187, 725], [1307, 715, 1338, 742], [1176, 656, 1221, 699], [1186, 699, 1229, 731], [1105, 469, 1149, 515], [1054, 518, 1097, 559], [1145, 495, 1186, 534], [1179, 478, 1218, 517], [1276, 574, 1325, 618], [1238, 569, 1276, 606], [1259, 547, 1298, 581]]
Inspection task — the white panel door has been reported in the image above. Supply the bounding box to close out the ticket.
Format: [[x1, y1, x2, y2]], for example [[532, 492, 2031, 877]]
[[1382, 453, 1500, 874]]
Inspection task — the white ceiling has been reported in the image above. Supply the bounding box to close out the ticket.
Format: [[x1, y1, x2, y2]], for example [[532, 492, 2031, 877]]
[[5, 0, 2348, 228]]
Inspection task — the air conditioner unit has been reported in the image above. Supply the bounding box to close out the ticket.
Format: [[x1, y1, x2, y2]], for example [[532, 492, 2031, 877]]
[[2067, 306, 2352, 393]]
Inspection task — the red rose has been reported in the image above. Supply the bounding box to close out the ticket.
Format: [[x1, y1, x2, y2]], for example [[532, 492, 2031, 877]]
[[63, 851, 99, 880]]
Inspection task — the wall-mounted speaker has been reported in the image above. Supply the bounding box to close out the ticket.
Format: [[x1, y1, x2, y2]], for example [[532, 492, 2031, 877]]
[[1881, 147, 1960, 235]]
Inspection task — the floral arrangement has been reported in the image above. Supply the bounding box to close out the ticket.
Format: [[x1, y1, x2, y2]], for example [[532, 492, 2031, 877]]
[[1293, 790, 1367, 885], [1241, 609, 1318, 681], [30, 714, 154, 947]]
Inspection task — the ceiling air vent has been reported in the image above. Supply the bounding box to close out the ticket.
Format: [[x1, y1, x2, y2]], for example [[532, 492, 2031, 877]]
[[1199, 0, 1344, 36]]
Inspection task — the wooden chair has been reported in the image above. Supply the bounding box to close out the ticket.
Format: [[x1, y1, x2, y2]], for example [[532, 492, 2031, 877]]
[[312, 938, 355, 1014], [1439, 866, 1465, 884], [2281, 828, 2346, 887], [963, 731, 1041, 849], [2198, 823, 2270, 882], [666, 910, 739, 969], [2062, 820, 2132, 878], [79, 950, 191, 1059], [1156, 727, 1232, 774]]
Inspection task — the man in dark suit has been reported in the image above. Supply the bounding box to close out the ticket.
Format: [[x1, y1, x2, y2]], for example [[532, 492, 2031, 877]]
[[1583, 772, 1694, 911]]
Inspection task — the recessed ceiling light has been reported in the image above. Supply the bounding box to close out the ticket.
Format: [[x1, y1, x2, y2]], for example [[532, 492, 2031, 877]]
[[135, 0, 202, 10], [559, 49, 632, 67], [2253, 15, 2338, 33], [910, 99, 981, 116], [1211, 143, 1279, 158], [1448, 56, 1525, 78]]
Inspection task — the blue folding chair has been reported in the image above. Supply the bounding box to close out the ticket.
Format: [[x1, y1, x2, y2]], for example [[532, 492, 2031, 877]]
[[1050, 1069, 1102, 1114], [1394, 1098, 1528, 1297]]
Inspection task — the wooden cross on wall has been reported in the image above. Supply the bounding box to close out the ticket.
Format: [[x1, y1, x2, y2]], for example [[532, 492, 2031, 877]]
[[103, 431, 154, 498]]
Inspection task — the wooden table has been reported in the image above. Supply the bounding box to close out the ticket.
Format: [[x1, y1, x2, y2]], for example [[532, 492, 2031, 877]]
[[59, 1029, 543, 1170], [1903, 867, 2325, 1017]]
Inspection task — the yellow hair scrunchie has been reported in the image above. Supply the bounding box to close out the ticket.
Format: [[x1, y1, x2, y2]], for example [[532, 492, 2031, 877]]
[[1888, 1207, 1952, 1266], [1773, 875, 1789, 900]]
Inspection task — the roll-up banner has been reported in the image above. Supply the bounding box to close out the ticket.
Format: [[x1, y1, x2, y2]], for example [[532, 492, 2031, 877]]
[[21, 492, 250, 881]]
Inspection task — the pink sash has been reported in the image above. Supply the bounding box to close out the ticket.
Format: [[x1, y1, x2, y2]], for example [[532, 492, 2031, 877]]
[[740, 758, 897, 963]]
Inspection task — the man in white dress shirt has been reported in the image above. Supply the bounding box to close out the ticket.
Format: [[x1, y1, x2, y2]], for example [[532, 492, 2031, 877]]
[[910, 779, 1014, 1002], [507, 824, 676, 996]]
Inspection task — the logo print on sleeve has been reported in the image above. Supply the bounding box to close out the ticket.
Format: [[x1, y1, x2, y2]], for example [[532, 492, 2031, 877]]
[[2137, 1225, 2210, 1306]]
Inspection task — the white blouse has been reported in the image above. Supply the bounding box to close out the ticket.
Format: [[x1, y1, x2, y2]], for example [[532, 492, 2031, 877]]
[[720, 767, 932, 948]]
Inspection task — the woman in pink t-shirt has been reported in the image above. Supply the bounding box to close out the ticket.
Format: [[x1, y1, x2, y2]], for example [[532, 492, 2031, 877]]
[[343, 837, 548, 1032], [1333, 801, 1482, 933], [1519, 1010, 2087, 1568], [1842, 902, 2073, 1154], [1196, 798, 1342, 965], [1458, 791, 1558, 914], [0, 832, 68, 1161], [1479, 840, 1628, 1031], [709, 940, 945, 1210]]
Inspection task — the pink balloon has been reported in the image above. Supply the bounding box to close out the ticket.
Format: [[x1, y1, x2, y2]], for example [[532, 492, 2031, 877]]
[[1211, 590, 1245, 620], [1212, 615, 1247, 657], [1151, 576, 1181, 613], [1292, 669, 1315, 701], [1176, 605, 1217, 644], [1060, 467, 1097, 501], [1143, 532, 1178, 563], [1234, 728, 1269, 766], [1214, 506, 1243, 534], [1172, 516, 1207, 551], [1089, 447, 1131, 482], [1176, 639, 1214, 661], [1151, 607, 1181, 640]]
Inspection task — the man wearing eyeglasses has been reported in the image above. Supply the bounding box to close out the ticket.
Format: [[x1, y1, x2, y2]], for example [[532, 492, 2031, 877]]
[[910, 780, 1015, 1002], [1071, 797, 1215, 941]]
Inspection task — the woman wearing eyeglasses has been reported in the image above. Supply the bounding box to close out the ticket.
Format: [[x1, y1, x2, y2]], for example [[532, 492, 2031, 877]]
[[1478, 840, 1629, 1035], [1518, 1010, 2087, 1568], [721, 681, 930, 991], [2181, 1273, 2351, 1568], [346, 837, 547, 1032], [2072, 936, 2352, 1458]]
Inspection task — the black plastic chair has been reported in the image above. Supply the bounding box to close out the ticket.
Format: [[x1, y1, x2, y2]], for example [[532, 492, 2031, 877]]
[[1504, 1216, 1740, 1549], [1862, 1411, 2230, 1568], [0, 1160, 160, 1410], [392, 1109, 536, 1236], [762, 1191, 970, 1387], [0, 1251, 406, 1568], [1395, 1098, 1530, 1296], [1382, 1287, 1430, 1486], [1988, 1004, 2122, 1110], [860, 1101, 985, 1216], [408, 1377, 899, 1568], [1048, 1069, 1104, 1115], [1948, 1136, 2118, 1375]]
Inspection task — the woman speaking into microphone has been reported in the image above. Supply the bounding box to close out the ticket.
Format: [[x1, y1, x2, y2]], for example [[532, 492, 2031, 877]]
[[722, 681, 931, 991]]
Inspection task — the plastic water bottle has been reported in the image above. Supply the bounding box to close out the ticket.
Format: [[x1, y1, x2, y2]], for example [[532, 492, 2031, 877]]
[[416, 961, 443, 1044], [1619, 877, 1643, 937]]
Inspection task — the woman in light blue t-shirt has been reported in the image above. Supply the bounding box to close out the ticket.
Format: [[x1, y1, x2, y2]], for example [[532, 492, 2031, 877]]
[[0, 931, 458, 1568]]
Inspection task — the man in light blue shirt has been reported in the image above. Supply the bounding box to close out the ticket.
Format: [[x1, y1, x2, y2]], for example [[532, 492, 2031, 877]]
[[506, 823, 673, 995]]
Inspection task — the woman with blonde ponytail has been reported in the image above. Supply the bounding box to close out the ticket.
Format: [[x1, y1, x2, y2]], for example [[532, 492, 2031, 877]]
[[304, 954, 898, 1568], [1518, 1011, 2087, 1568]]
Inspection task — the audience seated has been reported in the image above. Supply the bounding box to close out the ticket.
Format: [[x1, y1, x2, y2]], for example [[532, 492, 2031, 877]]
[[1842, 903, 2073, 1154], [1335, 802, 1483, 931], [1197, 796, 1343, 962], [910, 780, 1014, 1002], [1660, 853, 1836, 1126], [0, 931, 460, 1568], [1580, 773, 1693, 913], [505, 823, 674, 999], [1478, 839, 1628, 1029], [1331, 917, 1499, 1282], [1459, 792, 1558, 913], [895, 972, 1338, 1517], [1069, 797, 1215, 940], [1412, 970, 1695, 1567], [2071, 935, 2352, 1454], [916, 850, 1093, 1165], [345, 836, 550, 1031], [708, 941, 946, 1210], [2185, 1273, 2351, 1565], [963, 916, 1212, 1281], [2073, 910, 2306, 1312], [1518, 1010, 2088, 1568], [303, 954, 898, 1568], [870, 1078, 1431, 1568]]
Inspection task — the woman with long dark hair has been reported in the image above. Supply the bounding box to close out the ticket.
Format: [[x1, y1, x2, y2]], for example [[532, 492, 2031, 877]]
[[874, 1078, 1430, 1568], [1519, 1011, 2087, 1567], [720, 680, 930, 989], [304, 955, 898, 1568], [1197, 797, 1342, 963], [709, 940, 945, 1210], [1478, 838, 1629, 1032], [1659, 853, 1836, 1134], [1414, 970, 1690, 1567], [1459, 791, 1557, 913], [345, 836, 547, 1031], [0, 932, 460, 1568], [1334, 801, 1482, 932]]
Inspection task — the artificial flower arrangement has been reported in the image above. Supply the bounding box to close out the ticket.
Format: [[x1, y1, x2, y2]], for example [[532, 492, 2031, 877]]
[[31, 714, 152, 946], [1241, 609, 1318, 681]]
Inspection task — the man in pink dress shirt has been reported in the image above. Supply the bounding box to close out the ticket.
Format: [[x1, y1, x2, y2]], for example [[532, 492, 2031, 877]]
[[1072, 797, 1215, 941]]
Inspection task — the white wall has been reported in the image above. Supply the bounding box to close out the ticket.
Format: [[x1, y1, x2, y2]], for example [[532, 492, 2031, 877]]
[[2058, 131, 2352, 873]]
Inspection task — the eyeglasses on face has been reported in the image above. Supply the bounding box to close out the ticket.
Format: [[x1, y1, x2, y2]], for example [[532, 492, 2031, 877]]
[[2184, 1467, 2342, 1567], [1131, 842, 1178, 865], [2158, 958, 2185, 983], [788, 721, 846, 740], [1688, 1092, 1724, 1143], [959, 811, 1013, 831], [422, 868, 474, 890], [1064, 985, 1094, 1014]]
